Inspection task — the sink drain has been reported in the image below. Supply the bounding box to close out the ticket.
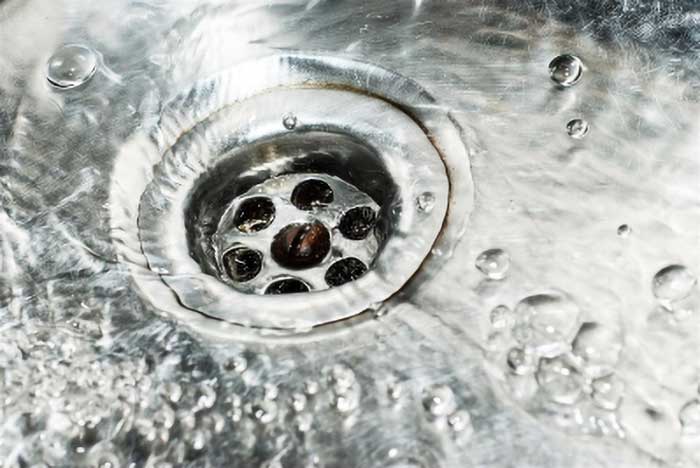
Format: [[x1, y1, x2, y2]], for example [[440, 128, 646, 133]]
[[211, 172, 380, 294], [110, 54, 473, 335]]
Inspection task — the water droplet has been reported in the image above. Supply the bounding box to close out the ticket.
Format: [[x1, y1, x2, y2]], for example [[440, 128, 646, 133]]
[[295, 412, 313, 432], [334, 385, 361, 413], [252, 400, 278, 424], [447, 409, 473, 433], [617, 224, 631, 237], [475, 248, 510, 280], [566, 118, 589, 139], [536, 355, 582, 405], [47, 44, 98, 89], [548, 54, 583, 87], [571, 322, 623, 378], [422, 385, 457, 416], [196, 382, 217, 409], [387, 381, 404, 402], [514, 293, 580, 358], [652, 265, 696, 303], [291, 392, 307, 412], [416, 192, 436, 213], [679, 400, 700, 436], [228, 356, 248, 373], [304, 380, 319, 395], [591, 374, 625, 411], [506, 347, 536, 375], [264, 383, 279, 401], [328, 364, 357, 393], [490, 305, 514, 329], [283, 114, 298, 130], [161, 382, 182, 403]]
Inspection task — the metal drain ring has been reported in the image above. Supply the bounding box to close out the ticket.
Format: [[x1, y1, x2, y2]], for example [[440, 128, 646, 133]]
[[110, 54, 474, 337]]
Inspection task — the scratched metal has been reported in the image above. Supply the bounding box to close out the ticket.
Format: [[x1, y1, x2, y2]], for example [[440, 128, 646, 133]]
[[1, 1, 699, 467]]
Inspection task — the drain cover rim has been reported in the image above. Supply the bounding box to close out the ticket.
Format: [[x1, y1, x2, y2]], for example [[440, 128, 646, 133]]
[[137, 88, 448, 330], [110, 53, 474, 337]]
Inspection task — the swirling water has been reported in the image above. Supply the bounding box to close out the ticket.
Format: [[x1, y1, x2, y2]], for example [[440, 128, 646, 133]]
[[1, 0, 699, 467]]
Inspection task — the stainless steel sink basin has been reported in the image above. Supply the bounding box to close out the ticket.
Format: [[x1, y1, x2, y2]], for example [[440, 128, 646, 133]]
[[1, 1, 699, 466]]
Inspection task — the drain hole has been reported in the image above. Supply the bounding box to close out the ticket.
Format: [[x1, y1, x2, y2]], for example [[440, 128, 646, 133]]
[[271, 221, 331, 270], [338, 207, 377, 240], [222, 246, 263, 283], [325, 257, 368, 287], [234, 197, 275, 233], [264, 277, 311, 295], [291, 179, 334, 210]]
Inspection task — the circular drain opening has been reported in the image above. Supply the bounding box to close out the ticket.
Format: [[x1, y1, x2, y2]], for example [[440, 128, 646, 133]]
[[111, 54, 474, 335]]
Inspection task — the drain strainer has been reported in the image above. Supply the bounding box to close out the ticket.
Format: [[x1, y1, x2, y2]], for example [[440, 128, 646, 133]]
[[111, 54, 473, 335], [212, 173, 380, 294]]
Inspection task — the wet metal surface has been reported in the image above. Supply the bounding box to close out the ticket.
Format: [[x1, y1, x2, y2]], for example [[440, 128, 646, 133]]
[[1, 0, 699, 466]]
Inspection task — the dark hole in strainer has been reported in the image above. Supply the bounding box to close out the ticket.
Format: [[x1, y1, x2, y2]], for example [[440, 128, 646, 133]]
[[338, 206, 377, 240], [233, 197, 275, 233], [325, 257, 368, 287], [271, 221, 331, 269], [264, 278, 310, 295], [222, 247, 263, 282], [291, 179, 334, 210]]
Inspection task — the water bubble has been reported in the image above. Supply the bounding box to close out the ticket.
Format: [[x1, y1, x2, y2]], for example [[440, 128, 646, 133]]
[[535, 355, 583, 405], [617, 224, 631, 238], [283, 114, 298, 130], [490, 305, 514, 329], [591, 374, 625, 411], [295, 412, 313, 432], [334, 385, 361, 413], [447, 409, 473, 433], [422, 385, 457, 416], [195, 382, 217, 409], [506, 347, 536, 375], [475, 248, 510, 280], [511, 323, 534, 345], [47, 44, 98, 90], [416, 192, 436, 213], [161, 382, 182, 403], [328, 364, 357, 393], [679, 400, 700, 436], [251, 400, 278, 424], [264, 383, 279, 401], [227, 355, 248, 373], [652, 265, 696, 303], [566, 118, 589, 139], [387, 381, 404, 402], [304, 380, 319, 395], [291, 393, 307, 412], [571, 322, 623, 378], [514, 293, 580, 358], [548, 54, 583, 87]]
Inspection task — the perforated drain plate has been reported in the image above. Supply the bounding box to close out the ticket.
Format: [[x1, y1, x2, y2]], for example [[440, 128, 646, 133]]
[[110, 54, 474, 335]]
